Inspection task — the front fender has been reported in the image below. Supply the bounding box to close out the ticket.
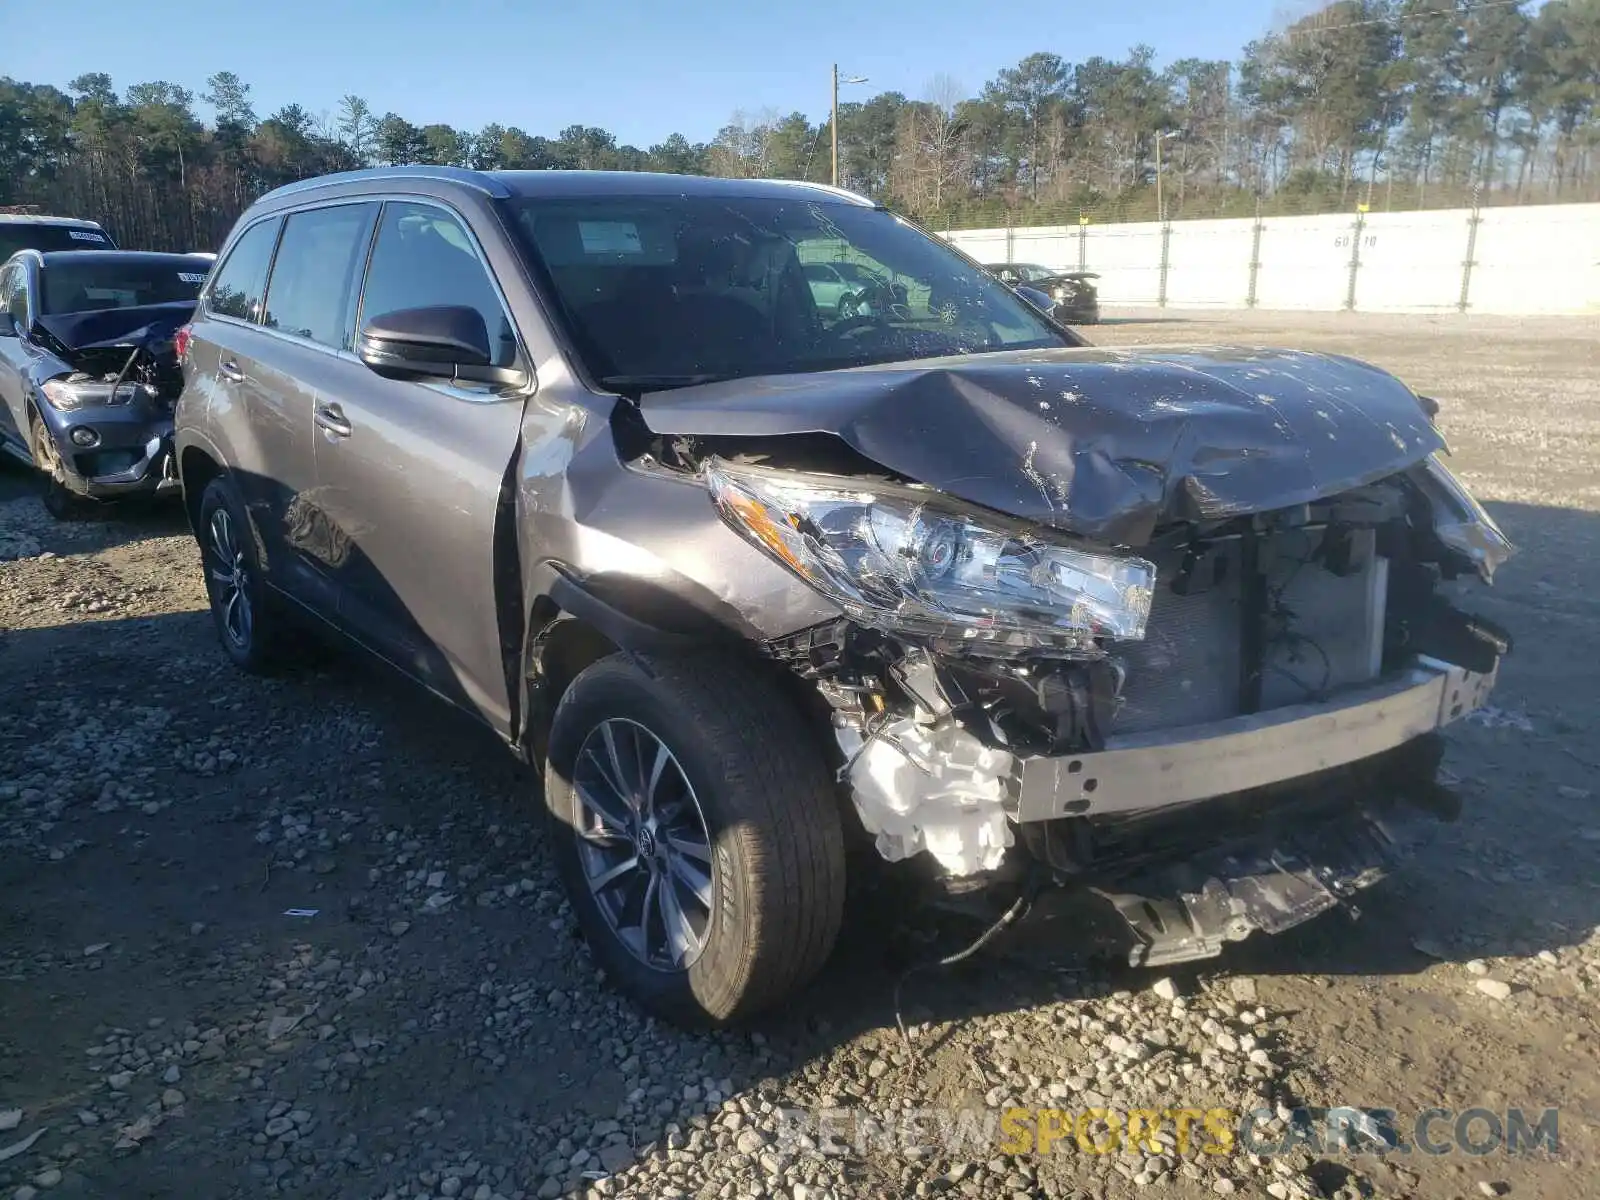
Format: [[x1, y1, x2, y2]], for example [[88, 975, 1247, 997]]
[[510, 393, 842, 758]]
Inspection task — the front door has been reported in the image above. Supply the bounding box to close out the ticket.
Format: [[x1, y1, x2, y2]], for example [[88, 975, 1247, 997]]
[[0, 263, 34, 450], [313, 199, 529, 734]]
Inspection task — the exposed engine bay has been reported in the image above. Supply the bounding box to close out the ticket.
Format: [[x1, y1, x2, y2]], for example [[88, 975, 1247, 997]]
[[743, 463, 1511, 869], [616, 345, 1515, 965], [36, 305, 189, 412]]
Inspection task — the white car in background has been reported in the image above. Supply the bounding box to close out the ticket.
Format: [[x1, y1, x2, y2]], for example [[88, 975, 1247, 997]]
[[802, 260, 896, 317]]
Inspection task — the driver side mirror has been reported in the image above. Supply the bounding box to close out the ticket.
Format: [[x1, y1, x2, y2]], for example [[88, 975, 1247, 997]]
[[358, 306, 526, 388]]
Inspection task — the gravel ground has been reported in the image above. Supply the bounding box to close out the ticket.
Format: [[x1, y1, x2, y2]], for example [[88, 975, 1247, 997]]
[[1, 309, 1597, 1200]]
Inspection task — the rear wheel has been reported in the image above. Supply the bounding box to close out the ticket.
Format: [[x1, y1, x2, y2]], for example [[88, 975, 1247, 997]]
[[544, 651, 847, 1026], [197, 475, 295, 674]]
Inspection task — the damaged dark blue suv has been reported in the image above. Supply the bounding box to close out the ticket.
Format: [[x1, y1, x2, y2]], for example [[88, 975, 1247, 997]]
[[0, 248, 210, 516]]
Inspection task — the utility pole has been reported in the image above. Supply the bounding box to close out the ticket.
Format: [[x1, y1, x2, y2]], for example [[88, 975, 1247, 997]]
[[831, 64, 868, 187], [831, 64, 838, 187]]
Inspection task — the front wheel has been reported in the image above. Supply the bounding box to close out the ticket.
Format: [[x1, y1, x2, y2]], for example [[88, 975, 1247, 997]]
[[544, 651, 847, 1026], [30, 412, 96, 521]]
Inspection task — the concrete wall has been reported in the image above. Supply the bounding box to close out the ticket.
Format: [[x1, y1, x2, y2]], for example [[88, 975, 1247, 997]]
[[943, 202, 1600, 316]]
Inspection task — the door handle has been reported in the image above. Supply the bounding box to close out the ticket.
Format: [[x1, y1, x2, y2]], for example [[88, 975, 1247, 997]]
[[315, 402, 352, 438], [218, 358, 244, 382]]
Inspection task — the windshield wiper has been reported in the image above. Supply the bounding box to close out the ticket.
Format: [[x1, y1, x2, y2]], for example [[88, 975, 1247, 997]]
[[598, 372, 737, 394]]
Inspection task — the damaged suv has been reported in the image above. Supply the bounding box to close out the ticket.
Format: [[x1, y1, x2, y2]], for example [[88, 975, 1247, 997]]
[[174, 167, 1513, 1025], [0, 249, 209, 515]]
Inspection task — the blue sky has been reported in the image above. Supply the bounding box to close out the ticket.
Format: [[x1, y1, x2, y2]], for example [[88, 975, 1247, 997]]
[[4, 0, 1289, 145]]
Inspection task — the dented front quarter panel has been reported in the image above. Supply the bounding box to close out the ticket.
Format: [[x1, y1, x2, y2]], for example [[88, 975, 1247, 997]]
[[512, 381, 844, 657], [639, 345, 1446, 546]]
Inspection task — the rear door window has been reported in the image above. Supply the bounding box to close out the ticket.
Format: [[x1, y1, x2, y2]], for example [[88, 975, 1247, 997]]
[[359, 202, 519, 369], [261, 203, 379, 349], [207, 217, 282, 323]]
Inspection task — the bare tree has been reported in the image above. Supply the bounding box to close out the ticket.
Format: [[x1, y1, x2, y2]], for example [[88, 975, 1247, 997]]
[[708, 109, 781, 178], [891, 77, 972, 217], [338, 95, 377, 165]]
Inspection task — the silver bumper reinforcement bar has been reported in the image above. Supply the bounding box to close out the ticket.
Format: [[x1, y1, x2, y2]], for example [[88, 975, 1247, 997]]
[[1014, 656, 1496, 823]]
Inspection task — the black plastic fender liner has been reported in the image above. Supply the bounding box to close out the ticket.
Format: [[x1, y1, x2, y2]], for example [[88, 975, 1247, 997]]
[[545, 571, 720, 653], [518, 568, 809, 765], [515, 561, 753, 762]]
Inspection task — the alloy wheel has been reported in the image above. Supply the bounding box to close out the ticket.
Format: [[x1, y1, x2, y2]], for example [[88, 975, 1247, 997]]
[[206, 506, 253, 649], [571, 718, 715, 971]]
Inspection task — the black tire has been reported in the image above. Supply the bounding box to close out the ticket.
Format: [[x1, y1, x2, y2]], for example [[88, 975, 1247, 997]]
[[545, 651, 847, 1026], [197, 474, 294, 674], [29, 412, 98, 521]]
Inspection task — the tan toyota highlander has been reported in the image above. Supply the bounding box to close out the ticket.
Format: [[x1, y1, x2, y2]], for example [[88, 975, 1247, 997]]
[[173, 166, 1514, 1026]]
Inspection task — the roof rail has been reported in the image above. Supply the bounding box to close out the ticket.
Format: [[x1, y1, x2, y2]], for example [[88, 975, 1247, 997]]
[[761, 178, 876, 206], [258, 165, 512, 204]]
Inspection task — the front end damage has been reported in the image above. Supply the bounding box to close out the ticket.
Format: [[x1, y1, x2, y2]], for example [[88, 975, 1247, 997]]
[[30, 304, 191, 499], [762, 468, 1508, 965], [633, 347, 1515, 967]]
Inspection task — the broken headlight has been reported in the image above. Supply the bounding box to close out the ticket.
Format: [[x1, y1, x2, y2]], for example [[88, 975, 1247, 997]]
[[704, 458, 1155, 646], [1422, 453, 1513, 582], [40, 375, 142, 412]]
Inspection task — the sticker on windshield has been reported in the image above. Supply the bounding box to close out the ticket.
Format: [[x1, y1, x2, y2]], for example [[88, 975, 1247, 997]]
[[178, 272, 208, 284], [68, 230, 107, 242], [577, 220, 644, 255]]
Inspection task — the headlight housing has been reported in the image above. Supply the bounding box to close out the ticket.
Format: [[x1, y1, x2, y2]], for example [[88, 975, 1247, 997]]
[[40, 375, 143, 412], [704, 458, 1155, 649], [1421, 453, 1513, 582]]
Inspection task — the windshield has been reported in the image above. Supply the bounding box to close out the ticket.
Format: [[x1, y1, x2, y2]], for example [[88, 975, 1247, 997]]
[[505, 194, 1068, 388], [0, 225, 113, 258], [41, 257, 207, 315]]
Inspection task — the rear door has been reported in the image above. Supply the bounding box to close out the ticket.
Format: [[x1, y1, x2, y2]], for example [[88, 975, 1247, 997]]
[[239, 201, 380, 616], [313, 198, 529, 733], [190, 215, 290, 561]]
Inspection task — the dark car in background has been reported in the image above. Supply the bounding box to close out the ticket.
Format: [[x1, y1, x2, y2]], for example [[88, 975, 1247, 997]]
[[0, 211, 118, 258], [175, 167, 1510, 1027], [985, 261, 1101, 324], [0, 248, 210, 515]]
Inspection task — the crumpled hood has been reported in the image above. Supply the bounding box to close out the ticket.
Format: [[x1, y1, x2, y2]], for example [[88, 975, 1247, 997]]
[[36, 300, 194, 357], [639, 345, 1445, 546]]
